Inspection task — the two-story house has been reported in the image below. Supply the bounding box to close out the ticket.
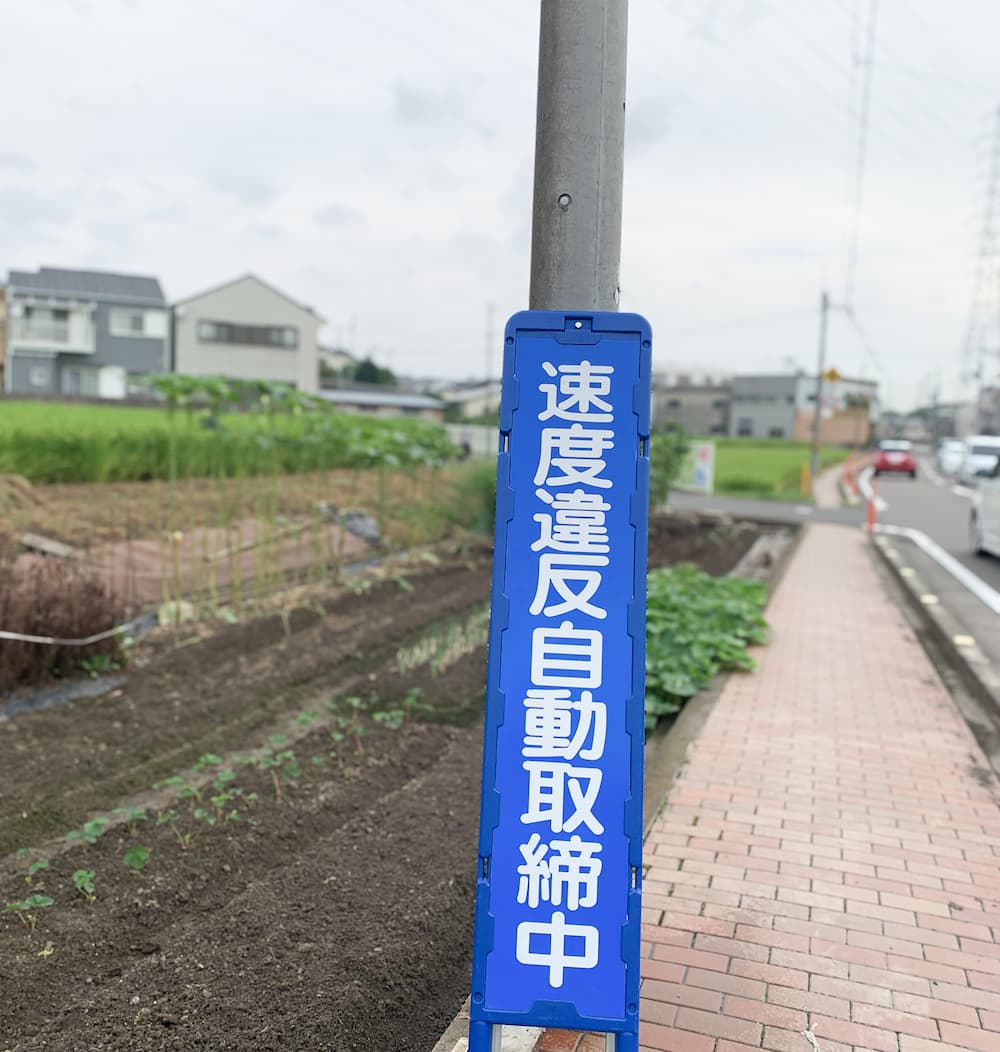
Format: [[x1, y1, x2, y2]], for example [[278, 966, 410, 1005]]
[[3, 267, 168, 397], [172, 274, 321, 394]]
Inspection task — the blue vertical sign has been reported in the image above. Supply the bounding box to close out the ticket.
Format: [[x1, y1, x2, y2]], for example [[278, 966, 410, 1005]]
[[470, 311, 651, 1052]]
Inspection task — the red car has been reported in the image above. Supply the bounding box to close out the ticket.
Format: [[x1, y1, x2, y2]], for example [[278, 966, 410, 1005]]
[[873, 439, 917, 478]]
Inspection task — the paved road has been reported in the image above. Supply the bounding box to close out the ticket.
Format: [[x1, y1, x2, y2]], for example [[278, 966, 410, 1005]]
[[667, 491, 865, 527], [874, 456, 1000, 592]]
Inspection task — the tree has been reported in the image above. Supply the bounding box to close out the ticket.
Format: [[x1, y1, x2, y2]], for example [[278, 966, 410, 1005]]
[[353, 356, 397, 386]]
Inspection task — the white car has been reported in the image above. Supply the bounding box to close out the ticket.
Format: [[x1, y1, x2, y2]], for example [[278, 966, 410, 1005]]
[[971, 455, 1000, 557], [961, 435, 1000, 485], [936, 438, 965, 477]]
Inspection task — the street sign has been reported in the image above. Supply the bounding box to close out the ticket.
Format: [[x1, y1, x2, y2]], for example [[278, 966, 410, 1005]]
[[469, 310, 651, 1052], [675, 440, 715, 496], [822, 367, 842, 382]]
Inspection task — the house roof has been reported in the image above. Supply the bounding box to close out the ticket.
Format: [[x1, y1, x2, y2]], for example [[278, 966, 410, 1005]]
[[8, 266, 165, 304], [318, 389, 443, 411], [173, 273, 324, 320]]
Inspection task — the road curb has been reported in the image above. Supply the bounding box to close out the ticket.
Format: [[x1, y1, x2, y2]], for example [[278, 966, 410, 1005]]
[[870, 532, 1000, 770]]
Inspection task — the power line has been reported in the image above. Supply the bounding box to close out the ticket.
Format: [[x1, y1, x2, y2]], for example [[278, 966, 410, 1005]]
[[843, 0, 878, 309], [659, 309, 815, 337]]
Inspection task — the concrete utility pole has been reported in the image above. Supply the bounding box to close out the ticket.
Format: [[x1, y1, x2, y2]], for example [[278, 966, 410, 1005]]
[[529, 0, 629, 312], [484, 302, 495, 409], [810, 290, 831, 490]]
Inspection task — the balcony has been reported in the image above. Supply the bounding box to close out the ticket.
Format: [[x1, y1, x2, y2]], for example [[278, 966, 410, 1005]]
[[10, 316, 95, 353]]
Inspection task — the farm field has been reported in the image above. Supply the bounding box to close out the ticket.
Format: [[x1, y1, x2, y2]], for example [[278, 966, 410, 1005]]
[[0, 396, 455, 484], [0, 513, 773, 1052], [2, 398, 851, 501], [713, 438, 850, 500]]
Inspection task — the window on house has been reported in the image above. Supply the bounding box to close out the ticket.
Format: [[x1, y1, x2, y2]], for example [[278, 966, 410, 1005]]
[[197, 320, 299, 348], [768, 427, 785, 438], [29, 366, 50, 388], [737, 418, 753, 436], [109, 309, 147, 336]]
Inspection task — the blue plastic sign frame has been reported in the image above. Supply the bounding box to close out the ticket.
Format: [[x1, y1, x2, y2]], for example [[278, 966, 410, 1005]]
[[469, 310, 652, 1052]]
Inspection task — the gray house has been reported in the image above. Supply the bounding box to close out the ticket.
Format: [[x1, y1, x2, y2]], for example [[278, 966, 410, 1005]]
[[3, 266, 168, 398]]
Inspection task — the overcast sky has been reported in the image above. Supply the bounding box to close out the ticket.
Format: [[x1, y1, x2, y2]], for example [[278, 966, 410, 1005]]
[[5, 0, 1000, 409]]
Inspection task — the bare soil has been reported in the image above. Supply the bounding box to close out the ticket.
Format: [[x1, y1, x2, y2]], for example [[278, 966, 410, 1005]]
[[0, 513, 766, 1052]]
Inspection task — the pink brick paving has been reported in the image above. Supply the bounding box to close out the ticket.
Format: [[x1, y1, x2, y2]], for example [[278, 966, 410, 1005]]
[[538, 524, 1000, 1052]]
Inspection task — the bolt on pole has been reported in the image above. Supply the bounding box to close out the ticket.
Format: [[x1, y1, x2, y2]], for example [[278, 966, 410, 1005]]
[[529, 0, 629, 312]]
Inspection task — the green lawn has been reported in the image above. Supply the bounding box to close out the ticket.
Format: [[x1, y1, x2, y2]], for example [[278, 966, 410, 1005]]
[[713, 439, 849, 501]]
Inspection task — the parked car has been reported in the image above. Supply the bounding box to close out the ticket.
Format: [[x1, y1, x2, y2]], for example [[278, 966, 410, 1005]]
[[971, 454, 1000, 557], [960, 435, 1000, 486], [936, 437, 966, 477], [873, 439, 917, 478]]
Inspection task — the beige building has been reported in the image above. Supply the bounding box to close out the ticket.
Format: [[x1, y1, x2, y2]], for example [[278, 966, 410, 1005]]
[[172, 274, 321, 394]]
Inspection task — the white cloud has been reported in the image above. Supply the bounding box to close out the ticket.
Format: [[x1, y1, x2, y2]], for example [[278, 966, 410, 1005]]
[[3, 0, 999, 406]]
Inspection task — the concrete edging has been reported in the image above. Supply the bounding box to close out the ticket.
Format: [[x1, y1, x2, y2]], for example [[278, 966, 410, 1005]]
[[870, 531, 1000, 772]]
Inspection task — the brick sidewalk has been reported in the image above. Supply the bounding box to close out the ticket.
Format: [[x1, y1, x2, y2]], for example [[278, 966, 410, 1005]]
[[633, 523, 1000, 1052]]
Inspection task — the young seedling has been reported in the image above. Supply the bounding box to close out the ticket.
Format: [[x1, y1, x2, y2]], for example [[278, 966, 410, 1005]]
[[3, 894, 53, 935], [65, 817, 110, 846], [155, 808, 195, 850], [72, 869, 97, 904], [113, 807, 148, 835], [373, 709, 404, 731], [123, 846, 151, 871], [259, 737, 300, 800], [402, 686, 423, 724], [191, 753, 223, 774], [341, 697, 369, 756], [24, 859, 50, 885], [37, 941, 55, 958]]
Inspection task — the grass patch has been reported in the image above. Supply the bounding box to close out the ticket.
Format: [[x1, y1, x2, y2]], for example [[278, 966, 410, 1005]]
[[713, 439, 848, 501]]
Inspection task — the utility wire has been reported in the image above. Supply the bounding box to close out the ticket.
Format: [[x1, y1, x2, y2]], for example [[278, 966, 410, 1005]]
[[844, 0, 879, 309], [659, 309, 815, 337]]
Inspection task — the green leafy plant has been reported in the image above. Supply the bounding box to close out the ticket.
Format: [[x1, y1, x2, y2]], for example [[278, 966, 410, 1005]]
[[645, 564, 768, 730], [25, 859, 49, 884], [65, 817, 110, 846], [37, 941, 55, 958], [72, 869, 97, 904], [648, 427, 689, 508], [123, 846, 151, 871], [79, 653, 118, 679], [373, 709, 405, 731], [113, 806, 148, 835], [3, 894, 54, 934], [258, 739, 300, 800]]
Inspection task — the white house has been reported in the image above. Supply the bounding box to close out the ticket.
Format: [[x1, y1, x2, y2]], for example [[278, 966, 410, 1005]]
[[172, 274, 322, 394]]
